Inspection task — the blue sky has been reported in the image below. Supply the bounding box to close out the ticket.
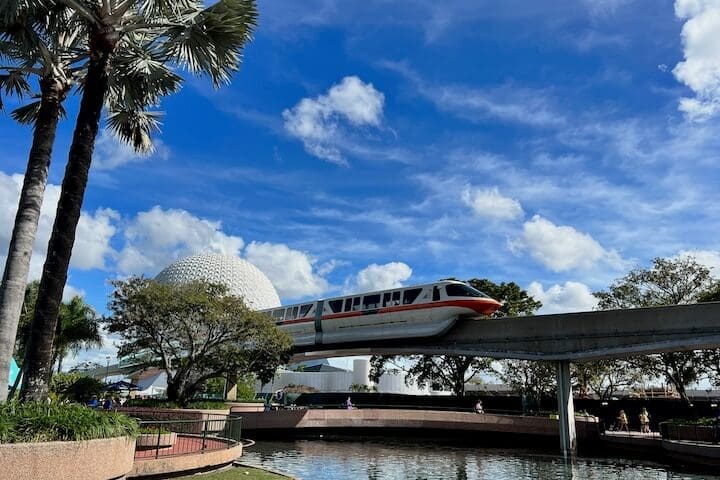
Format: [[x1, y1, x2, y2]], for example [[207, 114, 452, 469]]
[[2, 0, 720, 367]]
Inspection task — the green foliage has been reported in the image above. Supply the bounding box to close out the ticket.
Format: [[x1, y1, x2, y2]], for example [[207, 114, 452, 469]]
[[698, 284, 720, 303], [593, 256, 720, 403], [0, 402, 138, 443], [572, 360, 642, 400], [350, 383, 378, 393], [139, 426, 171, 434], [235, 374, 257, 401], [106, 277, 292, 406], [50, 372, 104, 403], [495, 360, 557, 400], [663, 418, 719, 426]]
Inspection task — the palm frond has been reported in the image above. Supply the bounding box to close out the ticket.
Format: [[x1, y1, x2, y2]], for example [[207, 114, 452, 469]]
[[161, 0, 257, 87], [10, 97, 67, 124], [0, 70, 31, 97], [106, 107, 163, 153]]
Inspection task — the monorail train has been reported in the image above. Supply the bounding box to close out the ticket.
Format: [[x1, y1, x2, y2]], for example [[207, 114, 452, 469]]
[[259, 280, 502, 347]]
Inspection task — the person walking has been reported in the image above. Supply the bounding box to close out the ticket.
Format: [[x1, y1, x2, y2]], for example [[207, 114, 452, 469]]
[[639, 408, 651, 433], [345, 396, 353, 410], [617, 410, 629, 432], [475, 399, 484, 414]]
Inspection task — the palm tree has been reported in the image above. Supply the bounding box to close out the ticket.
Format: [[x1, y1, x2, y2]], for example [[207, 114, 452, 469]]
[[54, 296, 102, 373], [0, 3, 86, 401], [20, 0, 257, 401]]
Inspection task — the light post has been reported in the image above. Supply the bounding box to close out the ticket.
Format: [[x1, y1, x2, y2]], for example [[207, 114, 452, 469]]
[[104, 356, 110, 384]]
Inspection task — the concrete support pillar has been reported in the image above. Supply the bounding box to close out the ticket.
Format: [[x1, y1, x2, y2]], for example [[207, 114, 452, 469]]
[[224, 373, 238, 401], [556, 360, 576, 457]]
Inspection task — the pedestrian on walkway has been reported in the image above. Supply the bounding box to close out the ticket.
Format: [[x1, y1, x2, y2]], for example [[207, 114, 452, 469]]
[[617, 410, 629, 432], [639, 408, 651, 433]]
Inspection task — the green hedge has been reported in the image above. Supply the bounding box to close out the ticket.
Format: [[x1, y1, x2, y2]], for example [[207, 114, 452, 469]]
[[0, 402, 138, 443], [663, 417, 719, 426]]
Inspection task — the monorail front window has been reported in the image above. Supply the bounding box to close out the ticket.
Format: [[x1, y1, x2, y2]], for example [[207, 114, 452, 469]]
[[445, 283, 489, 298], [363, 294, 381, 309], [402, 288, 422, 304]]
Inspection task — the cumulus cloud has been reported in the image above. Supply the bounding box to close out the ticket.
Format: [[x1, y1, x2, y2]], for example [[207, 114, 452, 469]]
[[461, 186, 524, 221], [282, 76, 385, 164], [673, 0, 720, 120], [93, 130, 170, 170], [244, 241, 329, 299], [348, 262, 412, 293], [527, 281, 599, 314], [677, 248, 720, 273], [0, 172, 117, 276], [116, 206, 244, 275], [510, 215, 622, 272]]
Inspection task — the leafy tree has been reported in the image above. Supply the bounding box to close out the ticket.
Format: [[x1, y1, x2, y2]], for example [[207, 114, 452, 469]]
[[698, 284, 720, 303], [21, 0, 257, 402], [593, 256, 719, 403], [371, 279, 542, 396], [572, 359, 642, 399], [105, 278, 291, 406], [495, 360, 557, 403], [50, 371, 104, 403], [53, 296, 102, 373]]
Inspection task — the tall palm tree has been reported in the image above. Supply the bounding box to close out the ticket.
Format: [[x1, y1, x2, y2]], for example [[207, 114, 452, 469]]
[[20, 0, 257, 401], [0, 3, 86, 401], [54, 296, 102, 373]]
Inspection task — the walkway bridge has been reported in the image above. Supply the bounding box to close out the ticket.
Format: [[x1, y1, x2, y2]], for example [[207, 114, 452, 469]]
[[288, 302, 720, 457]]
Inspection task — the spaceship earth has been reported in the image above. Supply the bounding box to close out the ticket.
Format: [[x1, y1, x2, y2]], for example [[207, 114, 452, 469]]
[[155, 253, 281, 310]]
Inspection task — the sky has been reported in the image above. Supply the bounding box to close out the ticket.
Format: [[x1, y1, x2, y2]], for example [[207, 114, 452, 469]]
[[1, 0, 720, 369]]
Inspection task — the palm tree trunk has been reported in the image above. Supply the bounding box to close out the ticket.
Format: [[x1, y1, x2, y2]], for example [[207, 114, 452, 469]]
[[0, 77, 65, 402], [20, 52, 111, 402]]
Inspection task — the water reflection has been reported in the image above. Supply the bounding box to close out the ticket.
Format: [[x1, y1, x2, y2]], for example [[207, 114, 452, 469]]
[[241, 438, 718, 480]]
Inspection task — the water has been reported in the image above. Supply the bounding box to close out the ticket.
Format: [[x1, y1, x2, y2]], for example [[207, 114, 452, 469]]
[[241, 438, 719, 480]]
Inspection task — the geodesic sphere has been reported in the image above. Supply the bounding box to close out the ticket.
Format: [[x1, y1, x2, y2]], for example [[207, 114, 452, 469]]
[[155, 253, 281, 310]]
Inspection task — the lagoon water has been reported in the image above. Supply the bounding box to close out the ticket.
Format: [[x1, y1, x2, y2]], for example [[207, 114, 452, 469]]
[[242, 439, 718, 480]]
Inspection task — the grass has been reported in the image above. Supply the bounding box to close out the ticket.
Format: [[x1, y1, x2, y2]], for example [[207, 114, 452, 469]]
[[0, 402, 139, 443], [177, 466, 290, 480]]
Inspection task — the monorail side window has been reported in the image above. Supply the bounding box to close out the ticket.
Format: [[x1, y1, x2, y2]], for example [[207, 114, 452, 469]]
[[352, 297, 361, 311], [433, 286, 441, 301], [291, 306, 299, 319], [392, 291, 401, 305], [272, 309, 284, 321], [382, 292, 391, 307], [445, 284, 489, 298], [299, 304, 313, 317], [329, 299, 343, 313], [344, 298, 353, 312], [402, 288, 422, 304], [363, 294, 381, 309]]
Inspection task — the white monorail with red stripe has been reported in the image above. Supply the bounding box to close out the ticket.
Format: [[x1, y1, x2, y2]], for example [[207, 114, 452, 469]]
[[259, 280, 502, 347]]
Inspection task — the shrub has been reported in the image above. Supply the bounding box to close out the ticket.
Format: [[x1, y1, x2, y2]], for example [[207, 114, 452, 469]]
[[124, 398, 230, 410], [50, 373, 105, 403], [0, 402, 138, 443]]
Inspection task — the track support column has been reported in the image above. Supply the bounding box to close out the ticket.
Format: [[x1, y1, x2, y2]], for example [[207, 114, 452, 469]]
[[556, 360, 576, 457]]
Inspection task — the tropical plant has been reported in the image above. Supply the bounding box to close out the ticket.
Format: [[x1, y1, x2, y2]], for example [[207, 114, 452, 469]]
[[49, 371, 104, 403], [0, 401, 138, 442], [0, 2, 85, 402], [21, 0, 258, 402], [105, 278, 290, 406], [53, 296, 102, 372]]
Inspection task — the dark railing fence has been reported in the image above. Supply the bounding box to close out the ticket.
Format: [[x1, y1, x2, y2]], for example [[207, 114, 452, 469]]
[[660, 422, 720, 443], [134, 415, 242, 459]]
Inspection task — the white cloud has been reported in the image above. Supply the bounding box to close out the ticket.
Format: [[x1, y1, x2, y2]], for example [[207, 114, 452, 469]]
[[0, 172, 117, 276], [93, 130, 170, 170], [349, 262, 412, 293], [461, 186, 524, 221], [282, 76, 385, 164], [673, 0, 720, 120], [511, 215, 622, 272], [677, 249, 720, 273], [116, 206, 244, 275], [527, 281, 599, 314], [244, 241, 329, 299], [62, 284, 86, 302]]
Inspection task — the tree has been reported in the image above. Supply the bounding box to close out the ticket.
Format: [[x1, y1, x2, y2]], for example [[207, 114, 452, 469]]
[[0, 2, 84, 402], [495, 360, 557, 405], [105, 278, 291, 406], [53, 296, 102, 373], [572, 359, 642, 399], [593, 256, 720, 403], [21, 0, 257, 401], [371, 279, 542, 396]]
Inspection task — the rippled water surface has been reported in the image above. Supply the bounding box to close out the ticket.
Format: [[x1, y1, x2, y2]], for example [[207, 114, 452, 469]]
[[242, 439, 719, 480]]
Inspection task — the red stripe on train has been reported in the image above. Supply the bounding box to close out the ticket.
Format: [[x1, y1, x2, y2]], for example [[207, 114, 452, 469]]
[[277, 299, 500, 326]]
